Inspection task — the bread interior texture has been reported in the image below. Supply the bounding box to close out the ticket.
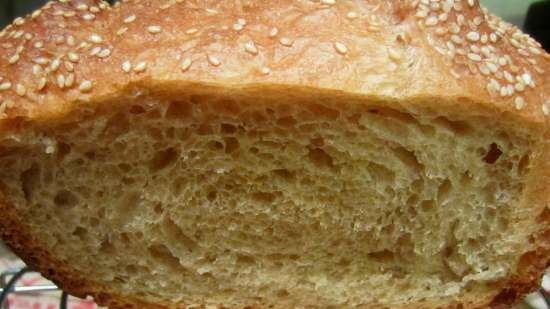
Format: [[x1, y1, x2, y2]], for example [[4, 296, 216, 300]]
[[0, 87, 537, 307]]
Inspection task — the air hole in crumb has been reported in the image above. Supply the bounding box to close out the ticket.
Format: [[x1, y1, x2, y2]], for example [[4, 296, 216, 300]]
[[224, 137, 240, 153], [72, 227, 88, 239], [308, 148, 334, 169], [277, 116, 296, 127], [149, 148, 179, 172], [162, 217, 197, 252], [207, 140, 224, 151], [129, 105, 146, 114], [276, 290, 290, 298], [54, 190, 79, 209], [221, 123, 237, 134], [56, 143, 71, 162], [368, 250, 395, 262], [207, 191, 217, 201], [517, 154, 530, 175], [153, 203, 163, 215], [272, 169, 294, 181], [148, 244, 184, 271], [252, 192, 276, 204], [483, 143, 502, 164], [165, 101, 192, 119], [420, 200, 435, 212], [236, 254, 256, 266], [21, 164, 41, 202]]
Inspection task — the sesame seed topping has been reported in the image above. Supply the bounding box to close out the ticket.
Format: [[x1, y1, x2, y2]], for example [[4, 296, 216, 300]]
[[207, 55, 221, 66], [186, 28, 198, 34], [543, 102, 550, 116], [32, 65, 43, 76], [346, 11, 358, 19], [117, 27, 128, 36], [65, 74, 75, 88], [181, 58, 192, 72], [50, 58, 61, 71], [8, 54, 19, 64], [280, 37, 293, 47], [425, 16, 438, 26], [260, 67, 271, 75], [83, 13, 95, 21], [245, 42, 258, 55], [89, 34, 103, 44], [147, 25, 162, 34], [124, 15, 136, 23], [237, 18, 247, 25], [90, 46, 101, 56], [0, 82, 11, 91], [68, 52, 80, 62], [466, 31, 480, 42], [57, 74, 65, 89], [37, 77, 47, 90], [514, 96, 525, 110], [134, 61, 147, 72], [467, 53, 482, 62], [15, 84, 25, 96], [76, 4, 88, 11], [388, 48, 402, 61], [97, 48, 112, 58], [79, 80, 93, 93], [269, 27, 279, 38], [321, 0, 336, 5], [31, 10, 42, 19], [333, 42, 348, 55], [232, 23, 243, 31], [122, 61, 132, 72], [65, 61, 74, 72]]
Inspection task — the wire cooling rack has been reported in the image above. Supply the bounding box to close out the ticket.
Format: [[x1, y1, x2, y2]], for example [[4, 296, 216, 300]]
[[0, 267, 549, 309]]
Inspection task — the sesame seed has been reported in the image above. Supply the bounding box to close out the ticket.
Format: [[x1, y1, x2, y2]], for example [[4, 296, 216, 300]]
[[57, 74, 65, 88], [8, 54, 19, 64], [514, 96, 525, 110], [90, 46, 101, 56], [34, 41, 44, 48], [68, 52, 80, 62], [79, 80, 93, 92], [37, 77, 47, 90], [65, 73, 75, 88], [83, 13, 95, 21], [245, 42, 258, 55], [280, 37, 293, 47], [321, 0, 336, 5], [90, 6, 100, 13], [76, 4, 88, 11], [31, 10, 42, 19], [13, 17, 24, 26], [237, 18, 247, 26], [117, 27, 128, 36], [232, 23, 243, 31], [388, 48, 402, 61], [32, 65, 43, 76], [97, 48, 111, 58], [181, 58, 192, 72], [260, 66, 271, 75], [122, 61, 132, 72], [186, 28, 198, 34], [451, 35, 463, 45], [0, 82, 11, 91], [515, 83, 525, 92], [65, 61, 74, 72], [521, 73, 532, 85], [490, 33, 498, 43], [89, 34, 103, 43], [66, 35, 76, 46], [50, 58, 61, 71], [147, 25, 162, 34], [15, 84, 25, 96], [467, 53, 482, 61], [124, 15, 136, 23], [269, 27, 278, 38], [346, 11, 358, 19], [468, 0, 475, 7], [334, 42, 348, 55], [134, 61, 147, 72], [424, 16, 438, 26], [543, 103, 550, 116], [466, 31, 480, 42], [207, 55, 221, 66], [504, 71, 514, 83]]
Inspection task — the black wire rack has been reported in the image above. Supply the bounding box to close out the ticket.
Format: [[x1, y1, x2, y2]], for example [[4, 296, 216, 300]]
[[0, 267, 549, 309]]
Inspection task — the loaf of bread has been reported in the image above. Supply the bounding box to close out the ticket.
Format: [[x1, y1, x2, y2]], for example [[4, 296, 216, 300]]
[[0, 0, 549, 308]]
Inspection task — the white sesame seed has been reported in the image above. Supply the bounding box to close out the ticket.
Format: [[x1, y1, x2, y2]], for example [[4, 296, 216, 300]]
[[117, 27, 128, 36], [15, 84, 25, 96], [32, 65, 43, 76], [245, 42, 258, 55], [490, 33, 498, 43], [280, 37, 293, 47], [147, 25, 162, 34], [186, 28, 198, 34], [122, 60, 132, 72], [89, 34, 103, 44], [57, 74, 65, 89], [0, 82, 11, 91], [466, 31, 480, 42], [260, 66, 271, 75], [8, 54, 19, 64], [207, 55, 221, 66], [79, 80, 93, 92], [468, 0, 475, 7], [65, 61, 74, 72], [521, 73, 532, 85], [13, 17, 24, 26], [388, 48, 402, 61], [269, 27, 278, 38], [334, 42, 348, 55], [467, 53, 482, 61], [90, 6, 100, 13], [124, 15, 136, 23], [76, 4, 88, 11], [68, 52, 80, 62], [232, 23, 243, 31], [65, 73, 74, 88], [34, 41, 44, 49], [31, 9, 42, 19], [37, 77, 47, 90], [515, 83, 525, 92], [346, 11, 358, 19], [133, 61, 147, 72], [425, 16, 438, 26], [181, 58, 192, 72], [514, 96, 525, 110], [321, 0, 336, 5], [503, 71, 514, 83], [97, 48, 111, 58], [451, 35, 463, 45], [237, 18, 247, 25], [487, 62, 498, 73], [90, 46, 101, 56]]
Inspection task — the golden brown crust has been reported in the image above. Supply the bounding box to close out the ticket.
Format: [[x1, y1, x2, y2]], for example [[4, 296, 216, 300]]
[[0, 1, 548, 309]]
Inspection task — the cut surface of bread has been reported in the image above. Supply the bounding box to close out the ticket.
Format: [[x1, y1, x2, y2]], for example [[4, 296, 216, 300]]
[[0, 86, 549, 309], [0, 0, 548, 309]]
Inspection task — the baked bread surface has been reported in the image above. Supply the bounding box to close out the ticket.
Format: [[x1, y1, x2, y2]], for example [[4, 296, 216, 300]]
[[0, 1, 548, 309]]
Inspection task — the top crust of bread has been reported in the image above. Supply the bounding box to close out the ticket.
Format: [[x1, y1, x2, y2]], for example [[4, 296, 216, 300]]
[[0, 0, 546, 126], [0, 1, 548, 309]]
